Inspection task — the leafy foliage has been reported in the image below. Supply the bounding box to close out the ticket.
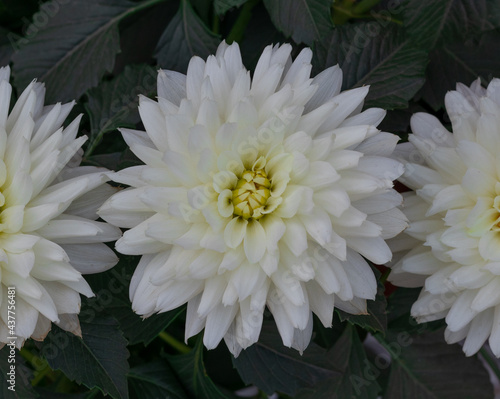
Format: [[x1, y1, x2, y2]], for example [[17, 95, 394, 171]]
[[40, 316, 129, 399], [166, 338, 229, 399], [4, 0, 500, 397], [378, 330, 493, 399], [155, 0, 221, 72], [263, 0, 334, 45]]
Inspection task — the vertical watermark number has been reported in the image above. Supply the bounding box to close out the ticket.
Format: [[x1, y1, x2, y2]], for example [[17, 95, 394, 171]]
[[6, 286, 16, 392]]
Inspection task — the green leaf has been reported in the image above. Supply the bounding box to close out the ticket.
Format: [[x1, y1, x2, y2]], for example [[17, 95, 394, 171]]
[[84, 63, 157, 157], [107, 297, 185, 346], [263, 0, 334, 46], [378, 329, 493, 399], [0, 345, 38, 398], [314, 23, 428, 109], [419, 30, 500, 110], [41, 315, 130, 399], [214, 0, 248, 15], [128, 360, 187, 399], [296, 325, 380, 399], [0, 27, 14, 65], [166, 338, 228, 399], [233, 321, 341, 396], [155, 0, 221, 72], [11, 0, 160, 103], [337, 272, 388, 334], [404, 0, 500, 49]]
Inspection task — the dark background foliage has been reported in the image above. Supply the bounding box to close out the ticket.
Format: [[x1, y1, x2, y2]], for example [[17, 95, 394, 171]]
[[1, 0, 500, 397]]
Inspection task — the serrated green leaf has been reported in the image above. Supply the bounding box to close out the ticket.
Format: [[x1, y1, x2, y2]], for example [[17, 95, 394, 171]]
[[155, 0, 221, 72], [166, 338, 228, 399], [314, 23, 428, 109], [0, 345, 38, 398], [11, 0, 159, 103], [214, 0, 248, 15], [378, 330, 493, 399], [233, 321, 341, 396], [263, 0, 333, 46], [128, 360, 187, 399], [404, 0, 499, 49], [337, 273, 388, 334], [84, 63, 157, 156], [41, 315, 130, 399], [419, 30, 500, 110], [296, 325, 380, 399]]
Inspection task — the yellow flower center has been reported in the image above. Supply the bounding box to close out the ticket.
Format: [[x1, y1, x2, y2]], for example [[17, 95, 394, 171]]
[[232, 169, 271, 220]]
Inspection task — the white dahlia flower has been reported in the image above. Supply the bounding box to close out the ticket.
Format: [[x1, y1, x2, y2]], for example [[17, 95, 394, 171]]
[[0, 66, 121, 347], [98, 42, 406, 355], [389, 78, 500, 357]]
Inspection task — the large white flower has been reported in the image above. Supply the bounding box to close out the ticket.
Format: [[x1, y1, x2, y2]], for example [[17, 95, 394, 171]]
[[0, 67, 122, 347], [99, 42, 406, 355], [389, 78, 500, 357]]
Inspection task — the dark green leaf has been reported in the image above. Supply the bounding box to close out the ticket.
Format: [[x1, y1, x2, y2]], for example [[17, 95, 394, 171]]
[[419, 30, 500, 110], [0, 345, 38, 398], [84, 64, 157, 157], [238, 3, 286, 70], [214, 0, 248, 15], [0, 27, 14, 65], [11, 0, 152, 103], [404, 0, 499, 49], [128, 360, 187, 399], [337, 274, 388, 334], [155, 0, 221, 72], [108, 297, 185, 345], [233, 321, 340, 396], [378, 329, 493, 399], [314, 23, 428, 109], [166, 338, 228, 399], [263, 0, 334, 46], [296, 325, 380, 399], [41, 315, 130, 399]]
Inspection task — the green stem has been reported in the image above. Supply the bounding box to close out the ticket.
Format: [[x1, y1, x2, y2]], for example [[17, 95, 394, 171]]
[[332, 4, 403, 25], [380, 267, 391, 283], [480, 347, 500, 382], [158, 331, 191, 354], [20, 348, 52, 386], [226, 0, 260, 44], [212, 13, 220, 34]]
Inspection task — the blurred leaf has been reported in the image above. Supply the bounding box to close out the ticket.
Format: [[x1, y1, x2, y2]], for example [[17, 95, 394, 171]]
[[0, 345, 38, 398], [41, 315, 130, 399], [263, 0, 334, 46], [233, 321, 340, 396], [166, 338, 228, 399], [155, 0, 220, 72], [84, 64, 157, 156], [191, 0, 214, 22], [337, 275, 388, 334], [378, 329, 493, 399], [296, 325, 380, 399], [419, 30, 500, 110], [0, 27, 14, 65], [214, 0, 248, 15], [128, 360, 187, 399], [108, 297, 185, 345], [314, 23, 428, 109], [11, 0, 157, 103], [238, 3, 286, 70], [404, 0, 500, 49]]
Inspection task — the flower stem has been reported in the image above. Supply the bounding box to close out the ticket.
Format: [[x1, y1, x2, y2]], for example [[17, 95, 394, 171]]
[[20, 348, 52, 386], [480, 347, 500, 382], [226, 0, 260, 44], [158, 331, 191, 354]]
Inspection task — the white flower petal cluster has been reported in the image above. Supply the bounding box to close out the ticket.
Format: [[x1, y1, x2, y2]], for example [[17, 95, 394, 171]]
[[389, 78, 500, 356], [99, 42, 406, 355], [0, 67, 121, 347]]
